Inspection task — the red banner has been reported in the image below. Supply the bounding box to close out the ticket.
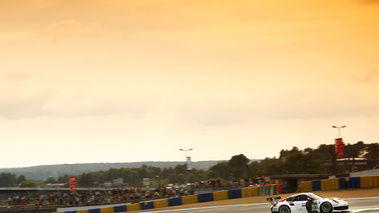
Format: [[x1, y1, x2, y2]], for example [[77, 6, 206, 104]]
[[69, 176, 77, 192], [335, 138, 344, 158]]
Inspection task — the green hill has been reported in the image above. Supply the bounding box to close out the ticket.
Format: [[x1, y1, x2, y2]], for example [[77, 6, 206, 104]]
[[0, 161, 225, 180]]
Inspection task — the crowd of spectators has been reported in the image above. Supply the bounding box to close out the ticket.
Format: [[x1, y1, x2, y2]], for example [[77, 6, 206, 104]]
[[3, 185, 195, 210], [2, 178, 272, 211]]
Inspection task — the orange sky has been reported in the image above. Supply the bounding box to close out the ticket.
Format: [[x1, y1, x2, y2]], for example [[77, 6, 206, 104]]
[[0, 0, 378, 168]]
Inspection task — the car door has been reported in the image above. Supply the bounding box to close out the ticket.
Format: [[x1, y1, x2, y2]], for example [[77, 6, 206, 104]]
[[287, 196, 300, 212], [296, 195, 309, 213], [287, 195, 308, 213]]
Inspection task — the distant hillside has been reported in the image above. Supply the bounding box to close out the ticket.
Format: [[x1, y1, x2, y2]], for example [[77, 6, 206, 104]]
[[0, 161, 227, 180]]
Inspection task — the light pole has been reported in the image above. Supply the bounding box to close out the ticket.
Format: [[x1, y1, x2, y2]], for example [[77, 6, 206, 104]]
[[332, 125, 346, 138], [179, 148, 193, 159], [65, 163, 79, 176], [179, 148, 193, 184]]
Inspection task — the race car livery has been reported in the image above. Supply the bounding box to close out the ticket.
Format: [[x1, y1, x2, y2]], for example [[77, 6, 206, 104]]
[[267, 193, 349, 213]]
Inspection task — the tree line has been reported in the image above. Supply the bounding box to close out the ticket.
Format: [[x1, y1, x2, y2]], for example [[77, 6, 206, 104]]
[[208, 141, 378, 179], [0, 141, 377, 188]]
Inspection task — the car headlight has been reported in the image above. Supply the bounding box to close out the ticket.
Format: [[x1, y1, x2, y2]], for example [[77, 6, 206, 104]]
[[332, 199, 339, 203]]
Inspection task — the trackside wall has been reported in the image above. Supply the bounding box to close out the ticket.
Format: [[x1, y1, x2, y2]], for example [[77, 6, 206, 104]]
[[53, 184, 279, 213], [54, 176, 379, 213], [299, 175, 379, 192]]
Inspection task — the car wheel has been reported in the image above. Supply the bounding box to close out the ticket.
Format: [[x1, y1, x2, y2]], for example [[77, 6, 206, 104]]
[[278, 205, 291, 213], [320, 202, 333, 213]]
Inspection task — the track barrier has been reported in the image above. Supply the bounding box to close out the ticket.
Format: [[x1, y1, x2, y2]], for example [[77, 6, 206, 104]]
[[168, 197, 182, 206], [300, 175, 378, 193], [213, 190, 228, 201], [227, 189, 242, 199], [198, 192, 214, 203], [182, 194, 198, 205], [56, 175, 378, 213]]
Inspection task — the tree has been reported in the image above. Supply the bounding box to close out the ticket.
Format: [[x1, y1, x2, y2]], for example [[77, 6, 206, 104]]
[[78, 173, 95, 187], [173, 164, 186, 175], [105, 168, 121, 181], [258, 157, 282, 175], [162, 168, 170, 179], [0, 173, 17, 187], [279, 147, 300, 160], [168, 173, 184, 184], [312, 144, 335, 161], [364, 143, 379, 160], [264, 158, 283, 175], [228, 154, 250, 178], [345, 141, 365, 158], [57, 175, 69, 183], [190, 169, 207, 183], [19, 180, 37, 188], [16, 175, 26, 185], [283, 152, 319, 174], [45, 177, 57, 184], [249, 160, 265, 177], [209, 161, 229, 179]]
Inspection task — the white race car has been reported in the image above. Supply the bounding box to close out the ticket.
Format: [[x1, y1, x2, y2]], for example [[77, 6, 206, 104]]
[[267, 193, 349, 213]]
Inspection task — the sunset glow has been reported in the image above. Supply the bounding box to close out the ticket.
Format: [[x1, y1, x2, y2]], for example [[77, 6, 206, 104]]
[[0, 0, 378, 168]]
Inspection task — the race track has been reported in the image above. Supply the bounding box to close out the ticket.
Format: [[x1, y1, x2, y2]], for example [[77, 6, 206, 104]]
[[133, 196, 379, 213]]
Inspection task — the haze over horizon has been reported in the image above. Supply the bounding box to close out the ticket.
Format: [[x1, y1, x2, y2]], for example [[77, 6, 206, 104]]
[[1, 0, 378, 169]]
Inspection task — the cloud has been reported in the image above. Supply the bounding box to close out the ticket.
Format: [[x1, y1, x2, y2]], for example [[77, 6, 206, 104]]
[[361, 0, 379, 4], [81, 23, 106, 39], [180, 105, 252, 126], [0, 0, 59, 12], [45, 20, 106, 43], [45, 20, 81, 43], [53, 98, 148, 119], [352, 69, 378, 82], [0, 31, 35, 41], [3, 72, 31, 81], [0, 96, 51, 120], [0, 94, 147, 120], [178, 86, 379, 127]]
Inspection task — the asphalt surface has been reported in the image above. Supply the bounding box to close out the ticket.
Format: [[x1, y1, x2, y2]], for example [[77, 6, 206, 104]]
[[132, 196, 379, 213]]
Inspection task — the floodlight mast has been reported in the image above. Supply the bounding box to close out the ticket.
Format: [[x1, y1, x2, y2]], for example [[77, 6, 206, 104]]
[[179, 148, 193, 158], [332, 125, 346, 138], [179, 148, 193, 184]]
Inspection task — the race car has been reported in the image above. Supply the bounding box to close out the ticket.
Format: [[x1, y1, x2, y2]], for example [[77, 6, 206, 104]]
[[267, 192, 349, 213]]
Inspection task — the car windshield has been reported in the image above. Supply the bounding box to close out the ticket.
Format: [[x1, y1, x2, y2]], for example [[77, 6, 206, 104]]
[[309, 193, 323, 200]]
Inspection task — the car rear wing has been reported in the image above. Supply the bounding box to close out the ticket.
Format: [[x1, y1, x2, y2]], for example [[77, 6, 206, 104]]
[[267, 196, 281, 205]]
